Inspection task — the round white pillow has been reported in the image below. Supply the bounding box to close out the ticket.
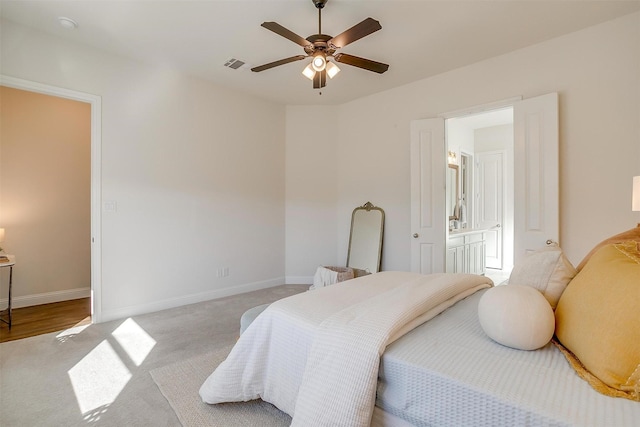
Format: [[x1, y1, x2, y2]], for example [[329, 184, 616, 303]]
[[478, 285, 555, 351]]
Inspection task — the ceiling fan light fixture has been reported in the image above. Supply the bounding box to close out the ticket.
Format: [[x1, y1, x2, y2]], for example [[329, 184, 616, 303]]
[[326, 61, 340, 79], [311, 53, 326, 72], [252, 0, 389, 90], [302, 63, 316, 80]]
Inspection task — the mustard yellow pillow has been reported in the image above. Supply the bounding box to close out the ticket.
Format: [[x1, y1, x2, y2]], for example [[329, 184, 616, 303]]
[[555, 241, 640, 401]]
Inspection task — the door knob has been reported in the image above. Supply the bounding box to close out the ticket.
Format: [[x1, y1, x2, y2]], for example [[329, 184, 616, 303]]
[[413, 233, 419, 238], [546, 239, 558, 246]]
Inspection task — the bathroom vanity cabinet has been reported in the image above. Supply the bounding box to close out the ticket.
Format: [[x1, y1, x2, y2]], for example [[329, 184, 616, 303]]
[[446, 230, 486, 275]]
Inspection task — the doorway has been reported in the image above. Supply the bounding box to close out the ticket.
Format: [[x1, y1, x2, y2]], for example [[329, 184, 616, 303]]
[[446, 108, 514, 281], [410, 92, 559, 276], [0, 75, 102, 323]]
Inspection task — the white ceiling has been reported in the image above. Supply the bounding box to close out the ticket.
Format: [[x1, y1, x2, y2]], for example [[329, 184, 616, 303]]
[[2, 0, 639, 106]]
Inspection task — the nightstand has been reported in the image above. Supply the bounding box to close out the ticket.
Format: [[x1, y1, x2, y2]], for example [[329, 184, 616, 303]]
[[0, 255, 16, 329]]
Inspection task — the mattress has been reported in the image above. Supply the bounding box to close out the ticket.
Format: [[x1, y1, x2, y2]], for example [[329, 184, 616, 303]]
[[376, 289, 640, 427]]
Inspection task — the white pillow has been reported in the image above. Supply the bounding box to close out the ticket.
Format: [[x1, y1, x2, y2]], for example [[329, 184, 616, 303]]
[[508, 245, 577, 309], [478, 285, 555, 351]]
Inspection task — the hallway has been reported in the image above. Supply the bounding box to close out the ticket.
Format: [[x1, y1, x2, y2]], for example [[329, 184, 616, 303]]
[[0, 298, 90, 343]]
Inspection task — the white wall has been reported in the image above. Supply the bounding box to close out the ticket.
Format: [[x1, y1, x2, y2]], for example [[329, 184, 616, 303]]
[[3, 10, 638, 310], [286, 11, 640, 275], [285, 106, 339, 283], [475, 124, 512, 153], [447, 124, 475, 159], [1, 20, 286, 321]]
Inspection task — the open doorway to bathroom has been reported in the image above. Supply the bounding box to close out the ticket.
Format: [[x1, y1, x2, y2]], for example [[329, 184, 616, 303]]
[[446, 107, 514, 285]]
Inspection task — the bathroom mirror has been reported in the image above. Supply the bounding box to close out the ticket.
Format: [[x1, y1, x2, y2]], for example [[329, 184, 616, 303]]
[[447, 164, 460, 221], [346, 202, 385, 275]]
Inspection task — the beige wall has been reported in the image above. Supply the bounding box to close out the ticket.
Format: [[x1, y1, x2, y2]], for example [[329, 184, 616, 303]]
[[0, 86, 91, 305], [2, 11, 638, 316], [287, 11, 640, 278], [285, 106, 339, 281], [1, 20, 286, 321]]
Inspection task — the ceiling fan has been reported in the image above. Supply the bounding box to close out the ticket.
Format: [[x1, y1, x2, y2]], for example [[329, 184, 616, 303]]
[[251, 0, 389, 89]]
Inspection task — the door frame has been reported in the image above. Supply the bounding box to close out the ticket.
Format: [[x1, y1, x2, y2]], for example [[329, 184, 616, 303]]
[[412, 94, 558, 274], [1, 75, 103, 323], [439, 98, 518, 274]]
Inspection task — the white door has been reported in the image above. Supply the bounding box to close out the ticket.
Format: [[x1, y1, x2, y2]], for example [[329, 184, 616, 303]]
[[476, 151, 505, 269], [410, 118, 446, 274], [513, 93, 559, 265], [410, 93, 558, 274]]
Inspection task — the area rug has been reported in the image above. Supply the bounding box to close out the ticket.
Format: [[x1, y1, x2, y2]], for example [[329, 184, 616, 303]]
[[150, 345, 291, 426]]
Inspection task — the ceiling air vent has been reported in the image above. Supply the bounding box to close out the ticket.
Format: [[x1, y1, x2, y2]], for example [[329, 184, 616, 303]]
[[224, 58, 246, 70]]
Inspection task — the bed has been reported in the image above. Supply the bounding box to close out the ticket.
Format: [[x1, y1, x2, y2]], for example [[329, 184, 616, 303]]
[[200, 228, 640, 426]]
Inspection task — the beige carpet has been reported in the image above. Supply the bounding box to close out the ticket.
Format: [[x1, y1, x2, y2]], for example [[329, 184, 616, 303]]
[[151, 345, 291, 426]]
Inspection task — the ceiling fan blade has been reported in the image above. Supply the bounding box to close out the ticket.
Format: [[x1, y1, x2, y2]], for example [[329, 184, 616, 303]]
[[261, 22, 312, 48], [328, 17, 382, 49], [251, 55, 307, 72], [313, 69, 327, 89], [333, 53, 389, 74]]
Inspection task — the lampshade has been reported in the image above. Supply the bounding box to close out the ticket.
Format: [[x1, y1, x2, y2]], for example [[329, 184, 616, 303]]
[[311, 53, 326, 72], [633, 176, 640, 211], [302, 63, 315, 80], [0, 228, 4, 243], [326, 61, 340, 79]]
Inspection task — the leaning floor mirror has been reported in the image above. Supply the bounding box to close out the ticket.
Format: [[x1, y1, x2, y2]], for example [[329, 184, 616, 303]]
[[346, 202, 385, 276]]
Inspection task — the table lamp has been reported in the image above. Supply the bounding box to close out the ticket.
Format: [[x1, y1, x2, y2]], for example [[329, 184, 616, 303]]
[[0, 228, 4, 253]]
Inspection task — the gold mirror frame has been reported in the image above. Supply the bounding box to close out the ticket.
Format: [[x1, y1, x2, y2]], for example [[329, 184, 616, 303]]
[[346, 201, 385, 275]]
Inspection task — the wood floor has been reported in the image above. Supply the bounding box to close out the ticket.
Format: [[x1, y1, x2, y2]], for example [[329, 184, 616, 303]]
[[0, 298, 91, 343]]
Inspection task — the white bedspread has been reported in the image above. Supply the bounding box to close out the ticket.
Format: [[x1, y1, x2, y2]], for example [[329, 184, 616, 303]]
[[199, 271, 492, 426]]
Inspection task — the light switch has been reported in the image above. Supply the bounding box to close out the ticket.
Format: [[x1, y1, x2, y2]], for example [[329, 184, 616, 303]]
[[104, 201, 118, 213]]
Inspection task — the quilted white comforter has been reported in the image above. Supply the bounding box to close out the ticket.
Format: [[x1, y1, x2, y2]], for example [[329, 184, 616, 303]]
[[199, 271, 492, 426]]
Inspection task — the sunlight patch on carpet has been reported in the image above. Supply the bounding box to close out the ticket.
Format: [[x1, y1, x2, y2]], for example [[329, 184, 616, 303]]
[[56, 322, 91, 341], [112, 318, 156, 366], [68, 340, 132, 415]]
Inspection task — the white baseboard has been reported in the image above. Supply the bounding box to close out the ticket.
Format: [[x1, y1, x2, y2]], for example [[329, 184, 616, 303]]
[[98, 276, 286, 323], [285, 276, 313, 285], [1, 287, 91, 309]]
